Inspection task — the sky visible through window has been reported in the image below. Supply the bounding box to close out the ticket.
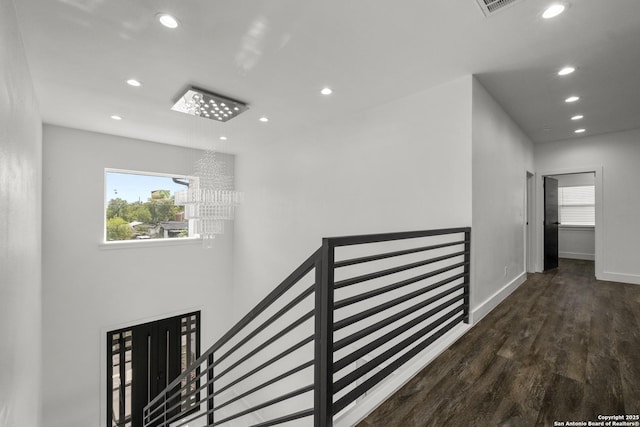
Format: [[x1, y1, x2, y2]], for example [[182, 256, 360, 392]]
[[106, 172, 187, 202]]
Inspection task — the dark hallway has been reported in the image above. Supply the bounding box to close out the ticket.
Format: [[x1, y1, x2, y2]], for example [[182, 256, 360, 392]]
[[359, 259, 640, 426]]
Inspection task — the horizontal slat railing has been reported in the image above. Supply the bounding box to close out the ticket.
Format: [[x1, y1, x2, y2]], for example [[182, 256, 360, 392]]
[[333, 239, 467, 269], [332, 294, 466, 372], [332, 312, 466, 415], [320, 227, 471, 422], [144, 248, 321, 427], [144, 227, 470, 427], [333, 250, 468, 289]]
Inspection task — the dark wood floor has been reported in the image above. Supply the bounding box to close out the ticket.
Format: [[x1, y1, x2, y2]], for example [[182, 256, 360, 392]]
[[358, 259, 640, 427]]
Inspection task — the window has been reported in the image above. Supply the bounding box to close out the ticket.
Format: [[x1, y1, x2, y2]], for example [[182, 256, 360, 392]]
[[558, 185, 595, 226], [105, 170, 192, 241], [107, 312, 201, 427]]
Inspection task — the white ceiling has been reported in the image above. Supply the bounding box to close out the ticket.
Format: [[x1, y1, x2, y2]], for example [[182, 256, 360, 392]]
[[14, 0, 640, 153]]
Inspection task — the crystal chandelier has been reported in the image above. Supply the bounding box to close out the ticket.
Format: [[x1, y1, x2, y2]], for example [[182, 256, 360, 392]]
[[175, 150, 241, 248], [171, 85, 245, 248]]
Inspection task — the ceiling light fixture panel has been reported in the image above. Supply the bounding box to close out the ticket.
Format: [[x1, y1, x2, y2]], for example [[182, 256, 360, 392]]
[[475, 0, 523, 16], [171, 87, 249, 122]]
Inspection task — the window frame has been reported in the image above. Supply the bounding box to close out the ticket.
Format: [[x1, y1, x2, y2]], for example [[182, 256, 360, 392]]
[[103, 168, 199, 245]]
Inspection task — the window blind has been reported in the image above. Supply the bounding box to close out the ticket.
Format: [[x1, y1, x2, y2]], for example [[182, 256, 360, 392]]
[[558, 185, 595, 225]]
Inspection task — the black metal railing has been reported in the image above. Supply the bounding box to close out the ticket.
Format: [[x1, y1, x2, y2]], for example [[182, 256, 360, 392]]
[[143, 227, 470, 427]]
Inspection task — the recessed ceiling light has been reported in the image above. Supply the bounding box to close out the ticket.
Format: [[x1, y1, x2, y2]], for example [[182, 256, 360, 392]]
[[574, 128, 586, 133], [158, 13, 180, 29], [126, 79, 141, 87], [259, 117, 269, 122], [565, 96, 580, 103], [321, 87, 333, 95], [543, 4, 565, 19], [219, 136, 228, 141], [571, 115, 584, 120], [558, 66, 575, 76], [111, 115, 122, 120]]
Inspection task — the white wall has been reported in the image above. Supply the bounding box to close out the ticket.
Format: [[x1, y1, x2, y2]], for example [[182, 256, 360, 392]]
[[233, 76, 473, 316], [550, 172, 594, 187], [41, 125, 235, 427], [0, 0, 42, 425], [558, 227, 595, 260], [535, 128, 640, 284], [471, 77, 534, 322]]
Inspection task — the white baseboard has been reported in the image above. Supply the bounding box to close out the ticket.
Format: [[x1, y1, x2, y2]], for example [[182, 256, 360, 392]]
[[333, 322, 471, 427], [599, 271, 640, 285], [471, 272, 527, 324], [559, 252, 595, 261]]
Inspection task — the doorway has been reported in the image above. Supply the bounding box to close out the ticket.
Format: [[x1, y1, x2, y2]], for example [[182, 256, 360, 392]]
[[107, 312, 200, 427], [538, 167, 601, 275]]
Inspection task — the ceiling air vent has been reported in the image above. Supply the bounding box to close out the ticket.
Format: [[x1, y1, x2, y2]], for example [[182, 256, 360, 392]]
[[475, 0, 522, 16]]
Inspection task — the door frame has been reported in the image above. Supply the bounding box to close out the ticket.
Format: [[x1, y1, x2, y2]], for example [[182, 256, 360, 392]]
[[106, 311, 200, 427], [525, 171, 536, 273], [100, 307, 205, 427], [535, 166, 603, 276]]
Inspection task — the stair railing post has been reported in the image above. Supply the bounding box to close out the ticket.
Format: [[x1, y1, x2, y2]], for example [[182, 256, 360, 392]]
[[207, 353, 214, 425], [315, 239, 334, 426], [463, 229, 471, 324], [162, 392, 167, 426]]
